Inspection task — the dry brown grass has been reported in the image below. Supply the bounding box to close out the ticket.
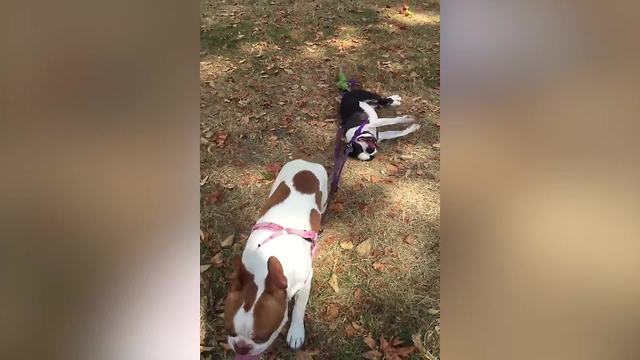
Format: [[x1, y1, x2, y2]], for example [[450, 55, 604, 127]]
[[200, 1, 439, 359]]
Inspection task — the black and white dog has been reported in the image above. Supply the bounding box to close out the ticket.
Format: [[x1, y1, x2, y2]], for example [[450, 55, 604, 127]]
[[339, 89, 419, 161]]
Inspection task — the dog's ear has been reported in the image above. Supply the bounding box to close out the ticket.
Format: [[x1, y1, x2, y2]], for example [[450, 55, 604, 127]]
[[378, 97, 393, 106], [347, 142, 364, 158], [230, 255, 252, 291], [265, 256, 287, 292]]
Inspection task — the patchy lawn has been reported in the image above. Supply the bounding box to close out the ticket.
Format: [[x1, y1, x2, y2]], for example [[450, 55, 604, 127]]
[[200, 0, 440, 359]]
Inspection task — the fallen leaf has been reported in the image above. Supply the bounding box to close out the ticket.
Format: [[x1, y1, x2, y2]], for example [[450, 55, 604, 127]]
[[355, 239, 372, 257], [427, 308, 440, 315], [345, 324, 356, 337], [380, 335, 416, 359], [200, 264, 211, 273], [220, 234, 234, 248], [352, 321, 364, 332], [370, 175, 380, 184], [386, 164, 399, 176], [380, 336, 391, 352], [329, 201, 344, 213], [216, 133, 229, 148], [200, 229, 206, 242], [357, 203, 370, 213], [372, 262, 386, 272], [402, 235, 415, 245], [211, 253, 223, 267], [328, 273, 339, 293], [361, 350, 383, 360], [265, 162, 282, 175], [363, 335, 377, 350], [392, 345, 416, 358], [339, 241, 354, 250], [353, 288, 363, 302], [325, 303, 340, 320], [431, 143, 440, 150], [206, 191, 223, 204]]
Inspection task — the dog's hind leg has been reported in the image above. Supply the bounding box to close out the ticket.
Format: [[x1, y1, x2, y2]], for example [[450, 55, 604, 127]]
[[377, 123, 421, 141], [368, 115, 415, 127], [287, 280, 311, 349]]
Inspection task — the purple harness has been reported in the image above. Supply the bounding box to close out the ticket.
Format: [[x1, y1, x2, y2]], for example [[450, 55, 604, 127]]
[[329, 120, 368, 198]]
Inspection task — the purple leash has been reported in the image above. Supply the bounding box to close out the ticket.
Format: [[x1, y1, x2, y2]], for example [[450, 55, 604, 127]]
[[323, 120, 368, 226]]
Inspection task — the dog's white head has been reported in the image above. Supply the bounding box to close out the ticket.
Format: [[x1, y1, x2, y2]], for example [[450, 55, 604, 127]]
[[224, 256, 288, 357], [349, 133, 378, 161]]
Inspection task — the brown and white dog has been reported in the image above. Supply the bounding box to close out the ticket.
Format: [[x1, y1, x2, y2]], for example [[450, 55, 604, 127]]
[[224, 159, 328, 357]]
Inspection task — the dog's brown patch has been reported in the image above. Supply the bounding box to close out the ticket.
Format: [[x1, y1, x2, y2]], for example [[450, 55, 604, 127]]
[[310, 208, 321, 232], [315, 191, 323, 210], [224, 256, 257, 334], [292, 170, 319, 194], [253, 257, 288, 343], [260, 181, 290, 216]]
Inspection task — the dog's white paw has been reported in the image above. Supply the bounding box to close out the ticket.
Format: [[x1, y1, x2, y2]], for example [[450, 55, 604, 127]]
[[407, 123, 421, 133], [401, 115, 416, 123], [287, 322, 305, 350], [389, 94, 402, 107]]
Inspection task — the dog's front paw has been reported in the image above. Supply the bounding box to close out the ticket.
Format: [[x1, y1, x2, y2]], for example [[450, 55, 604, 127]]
[[287, 322, 305, 350], [388, 95, 402, 107]]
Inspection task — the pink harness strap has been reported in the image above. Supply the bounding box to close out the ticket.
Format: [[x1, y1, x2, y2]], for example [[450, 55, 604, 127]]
[[251, 222, 319, 285], [252, 222, 319, 259]]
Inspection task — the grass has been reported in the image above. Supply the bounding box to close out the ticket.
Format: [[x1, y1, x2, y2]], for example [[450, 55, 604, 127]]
[[200, 0, 440, 359]]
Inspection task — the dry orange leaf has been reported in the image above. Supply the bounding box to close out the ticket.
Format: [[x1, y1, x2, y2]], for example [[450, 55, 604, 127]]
[[372, 262, 386, 272], [403, 235, 415, 245], [329, 201, 344, 213], [354, 288, 363, 301], [363, 335, 377, 350], [344, 324, 356, 337], [362, 350, 382, 360], [339, 241, 354, 250], [352, 321, 364, 332], [265, 162, 282, 175], [206, 191, 223, 204], [325, 303, 340, 320], [216, 132, 228, 148], [211, 253, 223, 267], [380, 335, 416, 359], [328, 273, 339, 293]]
